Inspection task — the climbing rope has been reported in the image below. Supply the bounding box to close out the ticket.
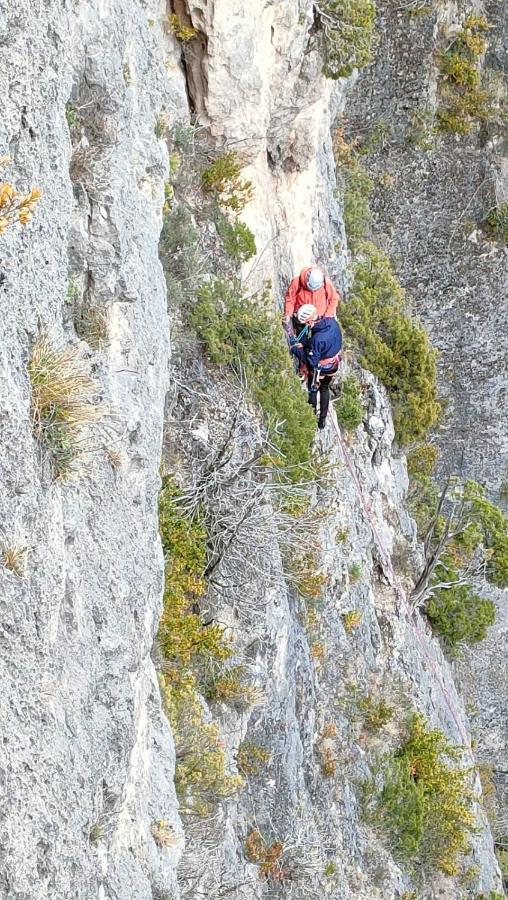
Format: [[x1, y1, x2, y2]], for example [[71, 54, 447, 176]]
[[328, 407, 475, 764]]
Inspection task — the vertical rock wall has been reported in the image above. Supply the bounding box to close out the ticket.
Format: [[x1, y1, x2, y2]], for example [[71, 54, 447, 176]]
[[0, 2, 187, 897]]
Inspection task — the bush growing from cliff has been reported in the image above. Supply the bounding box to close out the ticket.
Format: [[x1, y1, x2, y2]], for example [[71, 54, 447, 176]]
[[317, 0, 377, 79], [245, 829, 286, 881], [237, 741, 271, 776], [335, 374, 363, 430], [437, 16, 496, 133], [1, 545, 27, 578], [158, 478, 241, 816], [215, 212, 257, 263], [483, 202, 508, 245], [188, 277, 316, 480], [28, 335, 102, 477], [158, 476, 231, 668], [366, 713, 477, 875], [201, 152, 254, 213], [0, 156, 41, 235], [426, 582, 496, 647], [340, 242, 441, 445], [411, 478, 507, 645], [159, 672, 243, 816], [333, 128, 373, 248]]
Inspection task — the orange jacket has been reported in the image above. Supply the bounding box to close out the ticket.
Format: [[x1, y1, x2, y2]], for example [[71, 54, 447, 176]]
[[284, 267, 341, 318]]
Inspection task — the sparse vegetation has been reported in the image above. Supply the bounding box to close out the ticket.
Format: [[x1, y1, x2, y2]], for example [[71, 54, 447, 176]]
[[342, 609, 362, 632], [202, 663, 261, 710], [158, 477, 230, 668], [89, 821, 105, 844], [341, 242, 441, 445], [188, 277, 316, 480], [201, 152, 253, 213], [359, 695, 394, 732], [407, 443, 438, 479], [66, 103, 78, 129], [0, 156, 41, 235], [237, 741, 272, 776], [366, 713, 477, 875], [310, 640, 326, 662], [158, 478, 241, 816], [167, 13, 198, 43], [151, 820, 179, 848], [287, 548, 327, 599], [349, 562, 362, 582], [74, 304, 109, 350], [411, 478, 507, 645], [317, 726, 339, 777], [483, 202, 508, 245], [335, 374, 363, 430], [28, 335, 101, 477], [334, 127, 373, 247], [215, 212, 257, 262], [160, 673, 242, 817], [437, 16, 496, 133], [317, 0, 377, 80], [245, 829, 286, 882], [1, 545, 27, 577]]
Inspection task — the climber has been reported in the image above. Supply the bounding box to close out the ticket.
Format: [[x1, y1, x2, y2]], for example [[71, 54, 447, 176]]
[[290, 304, 342, 430], [282, 266, 341, 334]]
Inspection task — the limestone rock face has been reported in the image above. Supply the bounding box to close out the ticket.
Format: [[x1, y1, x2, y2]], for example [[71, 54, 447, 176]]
[[0, 2, 186, 897], [0, 0, 505, 898]]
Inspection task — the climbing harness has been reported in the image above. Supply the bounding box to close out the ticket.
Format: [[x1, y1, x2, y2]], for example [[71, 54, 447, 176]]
[[329, 407, 476, 765]]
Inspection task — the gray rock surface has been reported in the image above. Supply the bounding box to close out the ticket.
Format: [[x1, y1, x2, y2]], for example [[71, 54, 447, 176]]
[[0, 0, 505, 897], [0, 1, 187, 897]]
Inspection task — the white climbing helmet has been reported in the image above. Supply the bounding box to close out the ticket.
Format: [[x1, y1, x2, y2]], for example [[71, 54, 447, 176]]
[[307, 267, 324, 291], [297, 304, 317, 324]]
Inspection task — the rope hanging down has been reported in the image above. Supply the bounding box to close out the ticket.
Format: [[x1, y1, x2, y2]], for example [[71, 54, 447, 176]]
[[328, 407, 475, 764]]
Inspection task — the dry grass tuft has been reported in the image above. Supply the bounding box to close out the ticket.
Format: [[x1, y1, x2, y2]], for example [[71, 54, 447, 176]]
[[28, 335, 102, 477], [1, 545, 27, 577], [151, 819, 180, 848], [74, 305, 109, 350]]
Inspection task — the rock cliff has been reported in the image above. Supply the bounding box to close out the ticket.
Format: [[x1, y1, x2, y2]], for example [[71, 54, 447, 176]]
[[0, 0, 506, 899]]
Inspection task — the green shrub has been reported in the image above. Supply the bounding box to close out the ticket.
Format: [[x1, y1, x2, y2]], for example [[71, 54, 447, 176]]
[[360, 695, 394, 732], [188, 277, 316, 479], [484, 202, 508, 245], [427, 581, 496, 647], [342, 609, 362, 632], [335, 374, 363, 430], [202, 663, 260, 710], [160, 672, 242, 816], [157, 478, 241, 817], [167, 13, 197, 42], [368, 713, 477, 875], [437, 16, 496, 133], [160, 204, 200, 282], [215, 213, 257, 262], [201, 152, 253, 213], [158, 477, 231, 668], [343, 165, 374, 248], [340, 242, 441, 444], [349, 562, 362, 582], [407, 443, 438, 479], [461, 481, 508, 587], [237, 741, 272, 775], [317, 0, 377, 80]]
